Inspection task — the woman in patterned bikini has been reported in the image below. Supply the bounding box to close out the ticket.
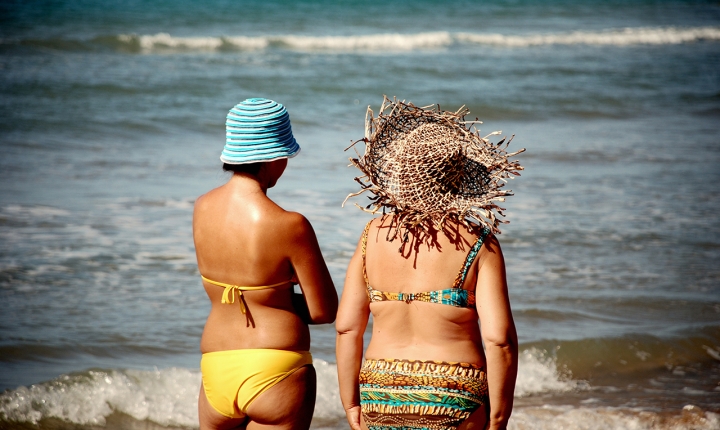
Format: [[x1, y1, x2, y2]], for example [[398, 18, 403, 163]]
[[336, 97, 524, 430]]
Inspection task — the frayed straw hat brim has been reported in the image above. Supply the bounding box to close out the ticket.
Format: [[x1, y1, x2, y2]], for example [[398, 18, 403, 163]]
[[344, 96, 524, 236]]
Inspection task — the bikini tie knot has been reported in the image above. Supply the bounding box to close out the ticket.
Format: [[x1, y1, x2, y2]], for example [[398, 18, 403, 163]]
[[221, 285, 247, 314]]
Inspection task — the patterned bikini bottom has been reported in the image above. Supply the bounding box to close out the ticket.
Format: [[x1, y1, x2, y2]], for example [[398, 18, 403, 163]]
[[359, 358, 488, 430]]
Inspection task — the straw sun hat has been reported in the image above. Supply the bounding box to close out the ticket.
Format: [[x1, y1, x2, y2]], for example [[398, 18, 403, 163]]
[[344, 96, 525, 237]]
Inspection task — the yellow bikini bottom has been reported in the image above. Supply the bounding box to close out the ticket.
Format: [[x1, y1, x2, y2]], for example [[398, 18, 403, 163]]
[[201, 349, 313, 417]]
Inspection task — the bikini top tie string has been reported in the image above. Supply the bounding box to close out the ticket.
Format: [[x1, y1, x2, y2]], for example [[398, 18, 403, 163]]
[[200, 275, 298, 315]]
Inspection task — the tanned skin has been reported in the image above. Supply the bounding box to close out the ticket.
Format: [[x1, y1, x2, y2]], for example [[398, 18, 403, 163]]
[[194, 159, 338, 430], [336, 216, 517, 430]]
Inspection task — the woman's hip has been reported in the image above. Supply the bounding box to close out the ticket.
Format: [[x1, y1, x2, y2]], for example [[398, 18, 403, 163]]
[[358, 357, 488, 430]]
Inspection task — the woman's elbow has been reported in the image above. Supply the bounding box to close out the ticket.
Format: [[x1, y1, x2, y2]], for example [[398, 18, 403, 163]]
[[335, 319, 365, 339], [307, 292, 338, 324], [483, 330, 518, 352], [310, 309, 337, 324], [312, 316, 335, 324]]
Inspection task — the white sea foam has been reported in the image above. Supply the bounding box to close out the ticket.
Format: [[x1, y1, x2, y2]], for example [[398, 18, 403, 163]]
[[277, 32, 452, 51], [3, 359, 717, 429], [1, 204, 70, 218], [515, 348, 580, 396], [0, 354, 576, 427], [456, 26, 720, 47], [163, 198, 195, 210], [0, 361, 343, 426], [313, 359, 345, 419], [508, 405, 720, 430], [702, 345, 720, 361], [118, 33, 223, 51], [0, 367, 200, 426], [117, 32, 452, 52], [116, 27, 720, 53]]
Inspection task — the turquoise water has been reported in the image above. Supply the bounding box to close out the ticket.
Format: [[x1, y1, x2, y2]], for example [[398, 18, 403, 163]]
[[1, 1, 719, 428]]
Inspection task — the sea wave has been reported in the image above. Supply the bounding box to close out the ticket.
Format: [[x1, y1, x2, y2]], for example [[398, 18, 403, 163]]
[[2, 357, 718, 429], [515, 348, 581, 396], [0, 353, 576, 427], [456, 26, 720, 47], [523, 327, 720, 383], [0, 367, 200, 427], [510, 405, 720, 430], [114, 27, 720, 52], [113, 31, 454, 52], [6, 27, 719, 53]]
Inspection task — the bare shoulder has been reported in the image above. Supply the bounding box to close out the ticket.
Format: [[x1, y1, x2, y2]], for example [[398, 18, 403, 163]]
[[276, 210, 316, 243], [371, 215, 396, 239], [193, 185, 224, 214], [192, 192, 213, 224], [482, 232, 502, 252], [283, 210, 312, 230], [479, 232, 505, 265], [375, 215, 392, 229], [193, 192, 209, 212]]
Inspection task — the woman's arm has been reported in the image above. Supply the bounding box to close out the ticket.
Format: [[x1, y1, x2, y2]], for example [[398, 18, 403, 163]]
[[287, 213, 338, 324], [336, 239, 371, 430], [475, 235, 518, 430]]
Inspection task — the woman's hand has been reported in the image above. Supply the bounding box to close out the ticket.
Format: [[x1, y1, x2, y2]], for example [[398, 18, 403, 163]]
[[344, 405, 363, 430]]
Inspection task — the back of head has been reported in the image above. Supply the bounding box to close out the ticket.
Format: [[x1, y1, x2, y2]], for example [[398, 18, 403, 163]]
[[345, 96, 525, 239], [220, 98, 301, 166]]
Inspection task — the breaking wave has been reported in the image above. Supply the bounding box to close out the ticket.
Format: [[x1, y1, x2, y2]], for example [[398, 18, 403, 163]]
[[6, 27, 719, 53], [0, 352, 575, 427], [116, 27, 720, 52]]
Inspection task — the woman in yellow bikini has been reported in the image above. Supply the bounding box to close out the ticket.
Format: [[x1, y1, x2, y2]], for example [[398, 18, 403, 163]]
[[336, 97, 523, 430], [194, 98, 338, 429]]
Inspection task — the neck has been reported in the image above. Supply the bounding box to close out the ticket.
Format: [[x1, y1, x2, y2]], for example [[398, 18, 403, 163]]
[[228, 172, 269, 194]]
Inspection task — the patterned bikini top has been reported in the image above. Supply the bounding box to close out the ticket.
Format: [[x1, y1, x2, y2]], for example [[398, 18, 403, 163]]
[[361, 221, 490, 308]]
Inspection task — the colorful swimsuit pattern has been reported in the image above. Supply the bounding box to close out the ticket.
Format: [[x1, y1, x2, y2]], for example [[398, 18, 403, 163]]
[[361, 222, 489, 308], [359, 359, 488, 430], [359, 221, 491, 430]]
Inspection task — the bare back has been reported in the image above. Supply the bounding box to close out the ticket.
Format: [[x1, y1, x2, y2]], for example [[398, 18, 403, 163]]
[[193, 173, 336, 353], [363, 217, 489, 364]]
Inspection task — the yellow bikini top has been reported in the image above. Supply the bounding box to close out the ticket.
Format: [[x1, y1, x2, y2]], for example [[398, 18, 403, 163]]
[[201, 275, 296, 314]]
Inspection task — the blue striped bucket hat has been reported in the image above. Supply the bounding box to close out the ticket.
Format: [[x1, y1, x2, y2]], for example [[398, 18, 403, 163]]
[[220, 98, 301, 164]]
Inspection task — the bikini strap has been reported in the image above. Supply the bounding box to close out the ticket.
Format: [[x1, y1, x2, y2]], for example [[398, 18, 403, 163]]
[[361, 220, 372, 292], [200, 275, 294, 314], [451, 228, 490, 289]]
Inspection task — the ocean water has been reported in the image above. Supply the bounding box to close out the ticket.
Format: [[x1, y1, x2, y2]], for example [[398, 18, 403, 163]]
[[1, 0, 719, 429]]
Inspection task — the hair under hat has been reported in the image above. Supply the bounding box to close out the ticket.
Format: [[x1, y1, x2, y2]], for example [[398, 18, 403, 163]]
[[344, 96, 524, 236], [221, 98, 300, 165]]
